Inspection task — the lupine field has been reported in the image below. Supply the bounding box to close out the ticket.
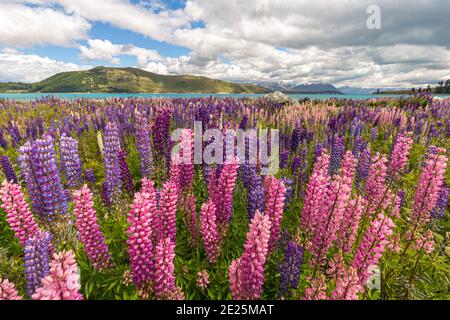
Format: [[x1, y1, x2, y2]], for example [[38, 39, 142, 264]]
[[0, 92, 449, 300]]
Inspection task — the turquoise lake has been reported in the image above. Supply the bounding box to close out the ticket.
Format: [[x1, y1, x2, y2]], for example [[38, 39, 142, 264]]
[[1, 92, 450, 101]]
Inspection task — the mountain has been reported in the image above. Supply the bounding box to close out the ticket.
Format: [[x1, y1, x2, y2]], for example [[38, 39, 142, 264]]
[[287, 83, 342, 94], [0, 67, 269, 94], [256, 81, 299, 92]]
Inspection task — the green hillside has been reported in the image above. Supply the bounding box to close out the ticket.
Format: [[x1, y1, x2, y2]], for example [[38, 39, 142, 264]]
[[0, 66, 269, 94]]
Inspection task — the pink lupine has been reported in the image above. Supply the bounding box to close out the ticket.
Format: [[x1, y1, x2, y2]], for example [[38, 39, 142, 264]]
[[153, 237, 182, 299], [300, 151, 330, 235], [0, 180, 40, 247], [185, 193, 199, 246], [212, 160, 238, 229], [72, 185, 111, 271], [141, 177, 155, 194], [196, 270, 210, 289], [178, 129, 195, 192], [310, 151, 356, 268], [32, 251, 83, 300], [0, 279, 23, 300], [228, 210, 271, 300], [337, 196, 364, 253], [330, 266, 363, 300], [352, 213, 395, 284], [387, 132, 413, 178], [200, 200, 221, 263], [263, 176, 286, 251], [363, 153, 388, 218], [303, 275, 327, 300], [157, 181, 178, 242], [414, 230, 435, 254], [411, 147, 447, 230], [127, 190, 157, 287]]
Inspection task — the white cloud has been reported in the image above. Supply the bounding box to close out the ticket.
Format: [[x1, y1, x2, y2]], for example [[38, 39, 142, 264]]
[[0, 51, 89, 82], [0, 2, 90, 47], [79, 39, 161, 66]]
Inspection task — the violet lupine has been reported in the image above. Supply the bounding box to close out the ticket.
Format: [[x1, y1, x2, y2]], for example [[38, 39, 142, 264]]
[[59, 133, 83, 188], [228, 210, 271, 300], [329, 136, 345, 175], [185, 193, 199, 246], [157, 181, 178, 242], [153, 237, 182, 299], [411, 147, 448, 230], [200, 200, 221, 263], [247, 171, 265, 221], [127, 190, 157, 288], [0, 155, 18, 183], [337, 196, 364, 253], [0, 180, 40, 246], [310, 151, 356, 268], [24, 231, 52, 296], [18, 135, 68, 221], [330, 266, 363, 300], [356, 146, 371, 191], [0, 279, 22, 300], [352, 213, 395, 284], [364, 153, 388, 218], [103, 122, 122, 203], [278, 240, 303, 297], [134, 115, 153, 179], [32, 250, 83, 300], [84, 169, 96, 184], [263, 176, 286, 251], [212, 160, 238, 230], [152, 108, 171, 164], [387, 132, 413, 179], [118, 149, 134, 193], [430, 185, 449, 220], [300, 150, 331, 235], [73, 185, 112, 271]]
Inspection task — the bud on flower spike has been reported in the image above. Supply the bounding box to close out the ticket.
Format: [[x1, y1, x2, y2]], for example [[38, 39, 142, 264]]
[[0, 279, 22, 300]]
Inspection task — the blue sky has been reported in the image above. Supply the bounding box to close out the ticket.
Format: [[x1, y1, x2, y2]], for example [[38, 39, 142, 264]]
[[0, 0, 449, 87]]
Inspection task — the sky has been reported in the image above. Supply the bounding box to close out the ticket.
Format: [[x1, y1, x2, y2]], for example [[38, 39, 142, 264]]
[[0, 0, 449, 88]]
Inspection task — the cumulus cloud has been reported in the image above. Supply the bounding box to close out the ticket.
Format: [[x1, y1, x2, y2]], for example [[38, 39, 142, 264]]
[[0, 50, 89, 82], [79, 39, 161, 66]]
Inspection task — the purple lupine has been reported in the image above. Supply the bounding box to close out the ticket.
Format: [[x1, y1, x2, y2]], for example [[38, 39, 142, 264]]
[[278, 240, 303, 297], [247, 172, 265, 221], [134, 115, 153, 179], [0, 128, 8, 149], [103, 122, 122, 203], [118, 149, 134, 193], [281, 178, 293, 210], [329, 136, 345, 175], [430, 185, 449, 220], [59, 133, 83, 188], [291, 127, 301, 152], [152, 108, 171, 165], [280, 149, 289, 170], [356, 146, 371, 191], [0, 155, 18, 183], [18, 135, 68, 221], [84, 169, 96, 184], [24, 231, 52, 297]]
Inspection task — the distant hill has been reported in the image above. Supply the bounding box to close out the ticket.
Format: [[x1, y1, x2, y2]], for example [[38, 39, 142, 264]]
[[0, 66, 269, 94]]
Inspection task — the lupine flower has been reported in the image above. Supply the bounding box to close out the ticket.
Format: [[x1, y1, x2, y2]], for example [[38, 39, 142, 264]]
[[247, 170, 265, 221], [134, 115, 153, 179], [118, 149, 134, 193], [196, 270, 210, 289], [303, 275, 327, 300], [263, 176, 286, 251], [157, 181, 178, 242], [0, 180, 40, 246], [18, 135, 68, 221], [127, 190, 157, 288], [103, 122, 122, 203], [411, 147, 447, 230], [356, 146, 371, 191], [330, 266, 363, 300], [352, 213, 394, 284], [329, 136, 345, 175], [177, 129, 195, 192], [24, 231, 52, 296], [59, 133, 83, 188], [84, 169, 96, 184], [101, 181, 111, 207], [185, 194, 199, 246], [0, 279, 22, 300], [200, 200, 220, 263], [73, 185, 112, 271], [430, 185, 449, 220], [153, 237, 182, 299], [279, 240, 303, 297], [228, 210, 271, 300], [387, 132, 413, 179], [364, 153, 388, 218], [310, 151, 356, 268], [32, 250, 83, 300], [0, 155, 18, 183], [337, 196, 364, 253], [300, 150, 330, 235]]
